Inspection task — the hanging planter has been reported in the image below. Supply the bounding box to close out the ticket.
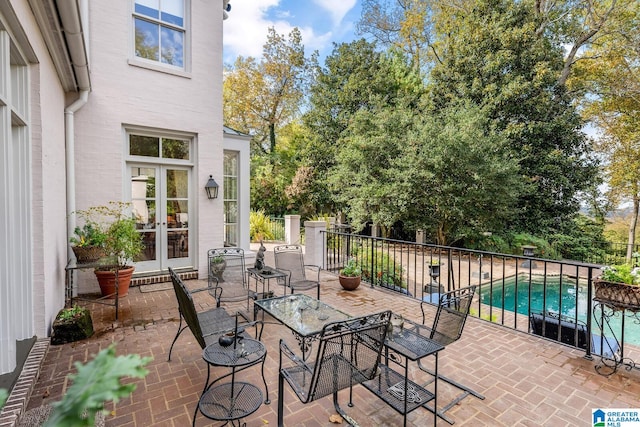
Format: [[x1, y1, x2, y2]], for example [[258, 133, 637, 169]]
[[593, 279, 640, 312]]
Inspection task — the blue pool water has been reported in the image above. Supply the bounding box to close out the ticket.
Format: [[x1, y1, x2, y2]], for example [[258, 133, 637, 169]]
[[479, 275, 640, 346]]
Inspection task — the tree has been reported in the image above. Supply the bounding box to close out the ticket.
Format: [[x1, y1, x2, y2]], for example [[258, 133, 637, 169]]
[[571, 1, 640, 259], [302, 41, 424, 215], [331, 99, 521, 244], [223, 27, 313, 155], [532, 0, 636, 87], [356, 0, 433, 72], [428, 0, 598, 235]]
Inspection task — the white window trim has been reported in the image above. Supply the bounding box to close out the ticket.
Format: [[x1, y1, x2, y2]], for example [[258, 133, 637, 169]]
[[129, 0, 191, 73]]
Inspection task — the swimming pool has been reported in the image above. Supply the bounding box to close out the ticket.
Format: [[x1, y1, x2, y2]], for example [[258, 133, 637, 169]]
[[479, 274, 640, 346]]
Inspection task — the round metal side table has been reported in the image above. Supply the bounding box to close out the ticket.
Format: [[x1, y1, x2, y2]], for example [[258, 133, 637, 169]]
[[193, 337, 269, 426]]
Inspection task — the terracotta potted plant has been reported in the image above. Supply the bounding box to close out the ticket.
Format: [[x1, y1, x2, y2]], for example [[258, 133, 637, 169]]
[[594, 259, 640, 312], [339, 258, 362, 291], [75, 202, 144, 298]]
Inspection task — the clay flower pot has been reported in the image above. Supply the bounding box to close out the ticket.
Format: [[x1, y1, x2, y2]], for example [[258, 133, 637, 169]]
[[338, 275, 361, 291]]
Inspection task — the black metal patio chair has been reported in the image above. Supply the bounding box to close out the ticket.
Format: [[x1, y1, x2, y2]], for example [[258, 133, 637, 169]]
[[207, 247, 251, 311], [277, 311, 392, 427], [418, 285, 485, 424], [273, 244, 321, 299], [167, 267, 261, 361]]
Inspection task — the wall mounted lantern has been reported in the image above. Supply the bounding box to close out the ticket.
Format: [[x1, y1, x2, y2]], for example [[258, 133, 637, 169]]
[[205, 175, 219, 199]]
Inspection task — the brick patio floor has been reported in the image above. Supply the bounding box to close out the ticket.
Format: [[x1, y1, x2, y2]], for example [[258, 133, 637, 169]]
[[22, 255, 640, 426]]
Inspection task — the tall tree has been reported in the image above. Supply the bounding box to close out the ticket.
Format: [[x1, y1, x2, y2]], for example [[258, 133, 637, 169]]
[[356, 0, 433, 72], [532, 0, 636, 87], [573, 2, 640, 258], [331, 99, 521, 244], [428, 0, 598, 234], [223, 27, 312, 154], [302, 41, 424, 214]]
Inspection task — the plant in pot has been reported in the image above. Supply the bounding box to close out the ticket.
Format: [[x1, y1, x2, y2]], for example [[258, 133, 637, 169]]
[[75, 202, 144, 298], [69, 222, 107, 264], [210, 254, 227, 282], [595, 259, 640, 312], [339, 258, 362, 291]]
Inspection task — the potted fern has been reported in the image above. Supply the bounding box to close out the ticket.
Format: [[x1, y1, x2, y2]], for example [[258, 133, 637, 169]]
[[338, 258, 362, 291]]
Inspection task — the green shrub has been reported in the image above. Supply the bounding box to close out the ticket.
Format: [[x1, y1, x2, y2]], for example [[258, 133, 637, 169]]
[[359, 248, 405, 288], [249, 210, 275, 242]]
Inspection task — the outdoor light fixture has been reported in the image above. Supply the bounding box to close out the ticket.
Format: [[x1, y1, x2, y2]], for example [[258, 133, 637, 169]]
[[205, 175, 219, 199]]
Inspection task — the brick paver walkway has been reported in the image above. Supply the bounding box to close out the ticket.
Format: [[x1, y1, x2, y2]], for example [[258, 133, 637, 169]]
[[21, 249, 640, 426]]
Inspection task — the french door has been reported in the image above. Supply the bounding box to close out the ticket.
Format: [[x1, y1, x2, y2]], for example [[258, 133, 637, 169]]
[[129, 164, 192, 272]]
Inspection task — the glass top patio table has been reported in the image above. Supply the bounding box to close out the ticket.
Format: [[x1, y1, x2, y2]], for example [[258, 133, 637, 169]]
[[254, 294, 351, 338]]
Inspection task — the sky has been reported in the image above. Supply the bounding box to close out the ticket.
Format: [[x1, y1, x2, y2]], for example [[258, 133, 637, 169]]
[[222, 0, 362, 65]]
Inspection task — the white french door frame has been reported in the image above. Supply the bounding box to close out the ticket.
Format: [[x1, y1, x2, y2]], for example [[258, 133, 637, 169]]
[[127, 162, 194, 273]]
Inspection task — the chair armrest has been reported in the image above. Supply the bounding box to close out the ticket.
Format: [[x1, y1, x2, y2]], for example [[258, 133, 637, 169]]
[[304, 264, 320, 281], [276, 268, 292, 285], [279, 339, 311, 372]]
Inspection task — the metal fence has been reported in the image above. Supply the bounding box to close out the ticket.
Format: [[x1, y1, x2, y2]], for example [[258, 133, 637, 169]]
[[266, 216, 285, 242], [323, 230, 639, 372], [579, 241, 640, 265]]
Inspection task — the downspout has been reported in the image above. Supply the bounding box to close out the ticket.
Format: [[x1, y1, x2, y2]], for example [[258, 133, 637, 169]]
[[65, 90, 89, 258], [59, 0, 91, 254]]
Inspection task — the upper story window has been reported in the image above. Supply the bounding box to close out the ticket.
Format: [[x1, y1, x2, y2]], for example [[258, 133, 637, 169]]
[[133, 0, 185, 68]]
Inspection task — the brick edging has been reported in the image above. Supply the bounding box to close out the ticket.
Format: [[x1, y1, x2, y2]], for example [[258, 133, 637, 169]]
[[0, 339, 49, 427]]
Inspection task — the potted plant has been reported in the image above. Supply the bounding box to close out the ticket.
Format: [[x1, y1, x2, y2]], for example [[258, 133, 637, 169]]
[[69, 223, 107, 264], [339, 258, 362, 291], [594, 257, 640, 312], [210, 254, 227, 282], [75, 202, 144, 298]]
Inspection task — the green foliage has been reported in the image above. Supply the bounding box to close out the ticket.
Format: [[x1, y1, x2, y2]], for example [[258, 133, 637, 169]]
[[73, 202, 144, 268], [340, 258, 361, 277], [249, 210, 276, 242], [546, 214, 608, 262], [359, 249, 405, 288], [510, 233, 554, 259], [56, 305, 89, 322], [600, 264, 639, 285], [224, 27, 313, 154], [70, 223, 107, 248], [332, 99, 521, 245], [44, 345, 151, 427], [428, 0, 597, 236]]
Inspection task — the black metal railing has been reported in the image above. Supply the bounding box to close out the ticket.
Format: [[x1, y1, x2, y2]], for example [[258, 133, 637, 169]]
[[266, 216, 285, 242], [571, 241, 640, 265], [322, 230, 639, 364]]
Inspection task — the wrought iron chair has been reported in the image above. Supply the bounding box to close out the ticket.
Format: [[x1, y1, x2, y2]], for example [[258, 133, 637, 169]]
[[278, 311, 391, 427], [207, 247, 250, 311], [417, 285, 484, 424], [273, 244, 321, 299], [167, 267, 261, 361]]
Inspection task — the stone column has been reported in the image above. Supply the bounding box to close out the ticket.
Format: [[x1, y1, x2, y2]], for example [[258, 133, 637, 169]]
[[304, 220, 327, 269], [285, 215, 301, 244]]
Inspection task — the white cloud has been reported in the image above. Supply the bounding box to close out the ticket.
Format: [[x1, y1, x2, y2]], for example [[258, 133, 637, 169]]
[[313, 0, 357, 26], [222, 0, 335, 62]]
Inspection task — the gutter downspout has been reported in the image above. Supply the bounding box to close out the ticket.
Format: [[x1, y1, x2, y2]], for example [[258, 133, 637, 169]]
[[60, 0, 91, 257], [65, 90, 89, 259]]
